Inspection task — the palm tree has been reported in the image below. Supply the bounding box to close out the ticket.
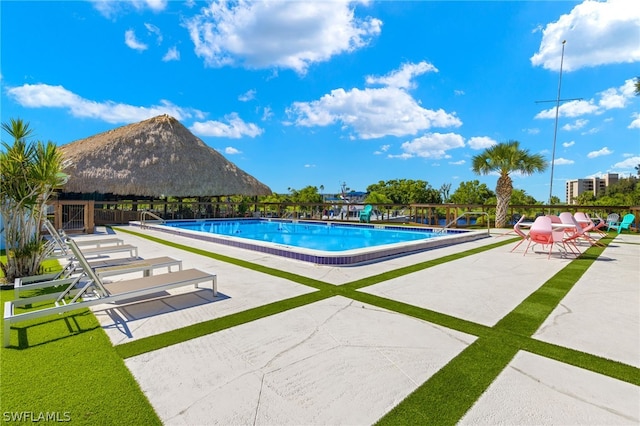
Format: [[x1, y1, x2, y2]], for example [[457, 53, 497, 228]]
[[1, 118, 67, 282], [471, 140, 547, 228]]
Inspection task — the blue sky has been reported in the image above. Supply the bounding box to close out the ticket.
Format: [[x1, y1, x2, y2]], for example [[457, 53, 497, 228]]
[[1, 0, 639, 202]]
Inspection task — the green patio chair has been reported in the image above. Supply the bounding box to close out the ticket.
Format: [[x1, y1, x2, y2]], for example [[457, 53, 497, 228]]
[[359, 205, 373, 223], [608, 213, 635, 234]]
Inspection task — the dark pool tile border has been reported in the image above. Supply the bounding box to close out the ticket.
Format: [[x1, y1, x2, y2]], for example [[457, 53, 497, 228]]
[[131, 219, 487, 265]]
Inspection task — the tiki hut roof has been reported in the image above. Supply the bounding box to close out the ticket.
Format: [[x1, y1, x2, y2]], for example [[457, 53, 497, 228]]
[[59, 114, 272, 197]]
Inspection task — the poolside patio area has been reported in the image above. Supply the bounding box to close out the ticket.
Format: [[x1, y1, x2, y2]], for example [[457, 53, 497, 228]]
[[75, 226, 639, 425]]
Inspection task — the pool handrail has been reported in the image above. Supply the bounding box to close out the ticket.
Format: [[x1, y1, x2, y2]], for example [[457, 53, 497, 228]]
[[141, 210, 166, 228], [439, 211, 491, 235]]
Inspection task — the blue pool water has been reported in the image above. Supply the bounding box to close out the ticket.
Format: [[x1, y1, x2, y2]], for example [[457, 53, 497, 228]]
[[164, 219, 440, 252]]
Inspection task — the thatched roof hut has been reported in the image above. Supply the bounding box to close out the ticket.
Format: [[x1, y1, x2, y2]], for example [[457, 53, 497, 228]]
[[59, 114, 271, 198]]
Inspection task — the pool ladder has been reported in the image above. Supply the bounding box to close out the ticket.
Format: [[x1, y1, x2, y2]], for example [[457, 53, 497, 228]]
[[437, 211, 491, 235], [140, 211, 166, 228]]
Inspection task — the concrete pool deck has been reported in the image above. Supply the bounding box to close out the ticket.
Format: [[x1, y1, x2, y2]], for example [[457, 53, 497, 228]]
[[78, 225, 639, 425]]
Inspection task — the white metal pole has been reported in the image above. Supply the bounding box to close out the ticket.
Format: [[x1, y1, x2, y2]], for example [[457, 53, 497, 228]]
[[548, 40, 566, 206]]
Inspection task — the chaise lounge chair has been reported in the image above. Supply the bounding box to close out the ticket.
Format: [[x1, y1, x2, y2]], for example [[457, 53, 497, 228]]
[[14, 255, 183, 298], [43, 219, 138, 259], [4, 238, 216, 347]]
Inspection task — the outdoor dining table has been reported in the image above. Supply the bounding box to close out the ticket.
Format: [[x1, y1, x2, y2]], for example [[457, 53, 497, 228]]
[[551, 223, 578, 230], [519, 222, 575, 230]]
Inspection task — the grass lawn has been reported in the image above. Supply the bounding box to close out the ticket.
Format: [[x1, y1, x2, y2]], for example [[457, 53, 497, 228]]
[[1, 233, 638, 425], [0, 253, 161, 425]]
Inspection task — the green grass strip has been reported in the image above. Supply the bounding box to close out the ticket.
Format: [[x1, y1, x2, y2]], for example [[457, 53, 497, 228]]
[[1, 292, 161, 425], [345, 290, 493, 339], [494, 239, 610, 336], [116, 291, 329, 358], [517, 335, 640, 386], [377, 334, 519, 425], [377, 236, 640, 425], [345, 237, 519, 290]]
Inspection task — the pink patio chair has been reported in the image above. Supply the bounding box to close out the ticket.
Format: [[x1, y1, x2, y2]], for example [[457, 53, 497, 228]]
[[574, 212, 604, 246], [593, 213, 609, 237], [510, 214, 529, 252], [546, 214, 562, 224], [559, 212, 599, 249], [524, 216, 570, 259]]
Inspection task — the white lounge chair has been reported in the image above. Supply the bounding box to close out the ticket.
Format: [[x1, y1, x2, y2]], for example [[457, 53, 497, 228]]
[[43, 219, 138, 259], [4, 239, 215, 347], [14, 256, 183, 298]]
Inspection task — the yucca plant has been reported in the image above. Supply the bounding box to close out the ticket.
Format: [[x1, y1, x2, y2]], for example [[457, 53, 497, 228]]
[[0, 118, 67, 282]]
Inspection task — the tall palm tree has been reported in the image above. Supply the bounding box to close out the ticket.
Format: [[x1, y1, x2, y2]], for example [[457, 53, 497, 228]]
[[471, 140, 547, 228], [1, 118, 67, 282]]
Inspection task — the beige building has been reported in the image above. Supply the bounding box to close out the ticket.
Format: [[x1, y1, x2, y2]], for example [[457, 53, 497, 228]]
[[565, 173, 619, 204]]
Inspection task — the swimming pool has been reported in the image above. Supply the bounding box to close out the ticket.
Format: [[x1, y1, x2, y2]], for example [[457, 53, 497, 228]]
[[134, 219, 489, 265]]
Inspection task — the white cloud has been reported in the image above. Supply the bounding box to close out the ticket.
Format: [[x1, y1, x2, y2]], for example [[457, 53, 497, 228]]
[[562, 140, 575, 148], [239, 89, 256, 102], [629, 112, 640, 129], [304, 164, 316, 168], [449, 160, 465, 165], [454, 89, 465, 96], [145, 23, 163, 44], [553, 157, 574, 165], [190, 113, 263, 138], [531, 0, 640, 72], [287, 85, 461, 139], [387, 152, 413, 160], [365, 61, 437, 89], [6, 83, 203, 123], [380, 144, 390, 152], [373, 144, 391, 155], [125, 29, 148, 51], [261, 107, 273, 121], [524, 128, 540, 135], [224, 146, 241, 154], [599, 78, 637, 109], [535, 99, 599, 119], [162, 46, 180, 62], [467, 136, 496, 150], [535, 78, 636, 121], [612, 156, 640, 169], [581, 127, 600, 135], [186, 0, 382, 74], [399, 132, 465, 159], [143, 0, 167, 13], [92, 0, 168, 18], [587, 147, 613, 158], [562, 119, 588, 131]]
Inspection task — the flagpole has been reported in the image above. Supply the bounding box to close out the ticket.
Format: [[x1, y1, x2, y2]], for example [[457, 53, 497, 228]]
[[548, 40, 566, 206]]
